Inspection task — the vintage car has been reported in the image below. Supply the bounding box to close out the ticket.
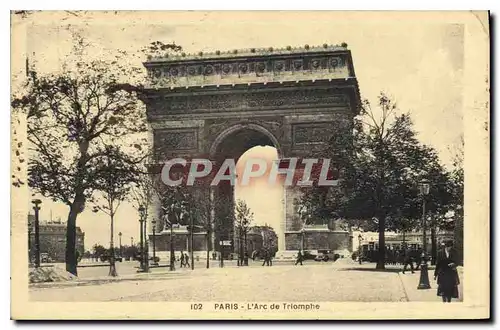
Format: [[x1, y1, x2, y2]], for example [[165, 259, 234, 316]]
[[314, 250, 340, 262]]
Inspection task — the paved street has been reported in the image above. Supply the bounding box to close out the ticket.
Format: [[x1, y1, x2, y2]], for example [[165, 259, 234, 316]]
[[29, 259, 447, 302]]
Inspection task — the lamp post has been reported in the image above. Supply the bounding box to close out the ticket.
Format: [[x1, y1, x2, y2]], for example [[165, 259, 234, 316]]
[[32, 199, 42, 268], [244, 228, 248, 266], [28, 216, 33, 265], [166, 213, 176, 272], [358, 234, 363, 265], [417, 180, 431, 290], [151, 219, 157, 266], [143, 215, 149, 273], [138, 205, 145, 272], [118, 232, 122, 258], [189, 210, 194, 270], [131, 237, 134, 247]]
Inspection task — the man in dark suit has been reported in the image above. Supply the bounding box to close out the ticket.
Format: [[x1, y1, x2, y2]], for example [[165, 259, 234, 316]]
[[295, 249, 304, 266], [402, 246, 415, 274], [434, 240, 460, 302]]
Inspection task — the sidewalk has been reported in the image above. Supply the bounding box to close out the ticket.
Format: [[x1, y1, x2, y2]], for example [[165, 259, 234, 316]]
[[29, 261, 256, 289], [29, 268, 189, 289], [398, 266, 464, 302]]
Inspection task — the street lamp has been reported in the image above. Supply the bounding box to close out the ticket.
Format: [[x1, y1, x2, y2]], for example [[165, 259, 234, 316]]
[[32, 199, 42, 268], [28, 216, 33, 265], [143, 210, 149, 272], [138, 205, 145, 272], [165, 212, 176, 271], [151, 219, 157, 266], [358, 234, 363, 265], [418, 180, 431, 290]]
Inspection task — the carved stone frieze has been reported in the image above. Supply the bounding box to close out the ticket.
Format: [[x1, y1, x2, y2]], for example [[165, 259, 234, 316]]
[[144, 47, 353, 89], [292, 123, 335, 145], [154, 129, 198, 152], [149, 88, 349, 115], [147, 53, 348, 81]]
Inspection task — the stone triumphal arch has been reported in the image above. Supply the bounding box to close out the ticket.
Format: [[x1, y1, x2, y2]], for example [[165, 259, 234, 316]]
[[142, 45, 361, 256]]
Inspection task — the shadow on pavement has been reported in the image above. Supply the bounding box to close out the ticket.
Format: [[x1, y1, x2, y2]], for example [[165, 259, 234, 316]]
[[338, 267, 402, 273]]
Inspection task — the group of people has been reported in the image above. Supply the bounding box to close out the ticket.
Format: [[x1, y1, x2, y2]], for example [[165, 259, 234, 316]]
[[397, 242, 461, 302], [178, 251, 190, 268], [260, 249, 274, 266], [358, 241, 460, 302]]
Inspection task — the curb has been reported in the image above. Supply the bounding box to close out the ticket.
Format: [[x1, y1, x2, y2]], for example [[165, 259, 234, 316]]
[[29, 272, 187, 289], [397, 271, 410, 302]]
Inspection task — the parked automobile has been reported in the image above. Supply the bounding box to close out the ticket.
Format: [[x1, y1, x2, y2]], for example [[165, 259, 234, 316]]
[[314, 250, 340, 262], [149, 256, 160, 263], [303, 250, 317, 260]]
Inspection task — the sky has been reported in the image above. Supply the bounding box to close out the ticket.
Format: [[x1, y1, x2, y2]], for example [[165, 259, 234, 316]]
[[12, 11, 465, 249]]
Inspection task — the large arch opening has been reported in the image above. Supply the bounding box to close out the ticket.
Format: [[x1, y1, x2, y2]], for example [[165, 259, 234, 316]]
[[210, 124, 284, 256], [234, 146, 281, 258]]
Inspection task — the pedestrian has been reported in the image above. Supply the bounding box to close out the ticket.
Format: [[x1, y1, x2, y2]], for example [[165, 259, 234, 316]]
[[414, 248, 423, 270], [180, 251, 185, 268], [295, 249, 303, 266], [262, 249, 268, 266], [184, 252, 190, 268], [402, 246, 415, 274], [434, 241, 460, 302]]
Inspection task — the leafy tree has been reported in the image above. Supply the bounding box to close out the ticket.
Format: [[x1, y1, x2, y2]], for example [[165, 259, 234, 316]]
[[91, 146, 138, 276], [123, 245, 139, 259], [448, 135, 464, 263], [11, 33, 182, 275], [93, 244, 107, 258], [12, 61, 144, 274], [83, 250, 92, 259], [187, 186, 221, 269], [157, 180, 191, 271], [235, 199, 253, 263], [298, 93, 450, 269]]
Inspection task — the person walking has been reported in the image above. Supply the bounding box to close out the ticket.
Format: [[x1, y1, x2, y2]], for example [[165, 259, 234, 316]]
[[295, 249, 304, 266], [414, 248, 423, 270], [180, 251, 185, 268], [184, 252, 190, 268], [402, 246, 415, 274], [262, 249, 270, 266], [434, 241, 460, 302]]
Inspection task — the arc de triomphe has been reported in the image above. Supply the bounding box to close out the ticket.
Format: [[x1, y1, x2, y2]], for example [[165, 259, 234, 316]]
[[142, 44, 360, 254]]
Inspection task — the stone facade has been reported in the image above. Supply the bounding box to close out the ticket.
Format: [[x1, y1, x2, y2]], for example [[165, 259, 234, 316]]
[[28, 215, 85, 262], [285, 228, 352, 252], [148, 232, 208, 253], [142, 45, 361, 252]]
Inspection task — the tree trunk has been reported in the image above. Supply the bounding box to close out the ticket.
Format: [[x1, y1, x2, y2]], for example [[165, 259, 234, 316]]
[[65, 140, 89, 276], [109, 212, 118, 277], [376, 216, 386, 270], [430, 222, 437, 266], [65, 204, 79, 276], [206, 230, 210, 269]]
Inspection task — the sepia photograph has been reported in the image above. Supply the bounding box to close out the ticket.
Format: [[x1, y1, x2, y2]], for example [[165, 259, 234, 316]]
[[10, 10, 489, 320]]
